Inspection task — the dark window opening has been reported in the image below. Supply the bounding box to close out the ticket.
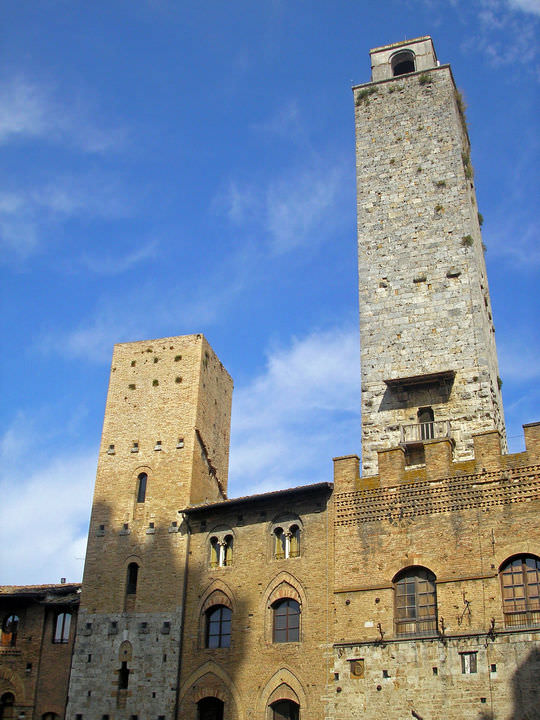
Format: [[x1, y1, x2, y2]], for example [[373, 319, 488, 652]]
[[136, 473, 147, 503], [270, 700, 300, 720], [0, 693, 15, 720], [53, 612, 71, 643], [126, 562, 139, 595], [394, 567, 437, 636], [1, 615, 19, 647], [500, 554, 540, 627], [197, 697, 224, 720], [391, 50, 416, 77], [118, 661, 129, 690], [272, 598, 300, 643], [418, 407, 435, 440], [205, 605, 232, 648]]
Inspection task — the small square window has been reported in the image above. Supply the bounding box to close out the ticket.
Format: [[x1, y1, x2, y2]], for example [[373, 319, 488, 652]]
[[461, 652, 477, 674]]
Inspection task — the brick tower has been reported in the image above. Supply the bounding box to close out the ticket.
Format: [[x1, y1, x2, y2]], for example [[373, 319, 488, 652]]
[[66, 335, 232, 720], [353, 37, 506, 476]]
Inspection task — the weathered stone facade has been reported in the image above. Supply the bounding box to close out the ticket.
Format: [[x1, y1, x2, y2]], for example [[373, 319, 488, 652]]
[[66, 335, 233, 720], [354, 37, 505, 477]]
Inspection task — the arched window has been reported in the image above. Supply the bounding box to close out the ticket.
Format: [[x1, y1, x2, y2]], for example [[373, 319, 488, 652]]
[[42, 713, 59, 720], [272, 519, 302, 559], [197, 697, 224, 720], [272, 599, 300, 643], [53, 612, 71, 643], [289, 525, 300, 558], [391, 50, 416, 76], [394, 567, 437, 636], [136, 472, 147, 503], [209, 534, 233, 568], [205, 605, 232, 648], [126, 563, 139, 595], [418, 406, 434, 440], [0, 693, 15, 720], [1, 615, 19, 647], [500, 555, 540, 628], [274, 528, 286, 559], [270, 700, 299, 720]]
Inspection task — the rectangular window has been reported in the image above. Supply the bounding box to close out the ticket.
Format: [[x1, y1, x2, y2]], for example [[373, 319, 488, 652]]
[[461, 652, 477, 674], [53, 612, 71, 643]]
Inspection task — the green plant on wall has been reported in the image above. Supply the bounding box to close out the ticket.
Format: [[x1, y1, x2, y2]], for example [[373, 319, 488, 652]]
[[355, 86, 378, 105]]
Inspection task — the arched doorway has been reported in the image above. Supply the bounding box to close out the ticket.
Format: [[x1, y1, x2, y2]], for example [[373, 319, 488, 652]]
[[0, 692, 15, 720], [197, 696, 224, 720], [270, 699, 299, 720]]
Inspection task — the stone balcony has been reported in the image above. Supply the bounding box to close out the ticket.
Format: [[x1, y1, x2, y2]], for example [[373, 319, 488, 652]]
[[400, 420, 452, 445]]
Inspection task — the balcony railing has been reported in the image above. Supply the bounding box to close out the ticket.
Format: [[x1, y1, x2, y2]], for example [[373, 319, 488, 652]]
[[400, 420, 452, 444]]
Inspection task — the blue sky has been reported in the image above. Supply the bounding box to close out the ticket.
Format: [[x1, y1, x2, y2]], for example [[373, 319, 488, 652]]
[[1, 0, 539, 584]]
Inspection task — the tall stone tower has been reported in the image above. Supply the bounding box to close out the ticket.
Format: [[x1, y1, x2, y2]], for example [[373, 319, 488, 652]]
[[353, 37, 505, 476], [67, 334, 232, 720]]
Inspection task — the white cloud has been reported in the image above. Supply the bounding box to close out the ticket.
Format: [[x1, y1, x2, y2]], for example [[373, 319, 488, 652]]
[[0, 76, 124, 152], [507, 0, 540, 16], [0, 418, 95, 585], [228, 325, 361, 498]]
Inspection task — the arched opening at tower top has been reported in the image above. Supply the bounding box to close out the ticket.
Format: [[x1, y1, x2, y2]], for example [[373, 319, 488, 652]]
[[391, 50, 416, 76]]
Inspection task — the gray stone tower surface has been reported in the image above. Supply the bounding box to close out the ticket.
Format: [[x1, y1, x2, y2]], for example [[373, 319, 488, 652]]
[[67, 335, 232, 720], [353, 37, 505, 476]]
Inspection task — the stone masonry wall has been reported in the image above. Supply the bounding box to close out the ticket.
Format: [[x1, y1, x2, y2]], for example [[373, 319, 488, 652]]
[[178, 487, 333, 720], [329, 426, 540, 719], [354, 64, 505, 476], [67, 335, 233, 720]]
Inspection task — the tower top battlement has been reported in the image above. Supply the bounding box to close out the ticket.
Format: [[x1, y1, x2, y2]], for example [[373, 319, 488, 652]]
[[370, 36, 438, 82]]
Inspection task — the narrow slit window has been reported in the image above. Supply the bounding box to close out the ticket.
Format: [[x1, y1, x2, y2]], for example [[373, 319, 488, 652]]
[[136, 473, 147, 503]]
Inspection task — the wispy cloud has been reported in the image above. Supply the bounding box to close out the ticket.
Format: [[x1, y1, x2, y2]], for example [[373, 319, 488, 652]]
[[219, 155, 351, 255], [229, 325, 361, 497], [39, 243, 255, 363], [80, 241, 159, 276], [251, 99, 304, 140], [0, 177, 131, 262], [0, 76, 125, 151]]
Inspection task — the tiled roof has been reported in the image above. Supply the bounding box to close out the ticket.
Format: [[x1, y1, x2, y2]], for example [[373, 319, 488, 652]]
[[181, 481, 333, 514]]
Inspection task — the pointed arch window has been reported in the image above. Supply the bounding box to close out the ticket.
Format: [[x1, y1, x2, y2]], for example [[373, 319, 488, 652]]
[[1, 614, 19, 647], [500, 555, 540, 628], [394, 567, 437, 636]]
